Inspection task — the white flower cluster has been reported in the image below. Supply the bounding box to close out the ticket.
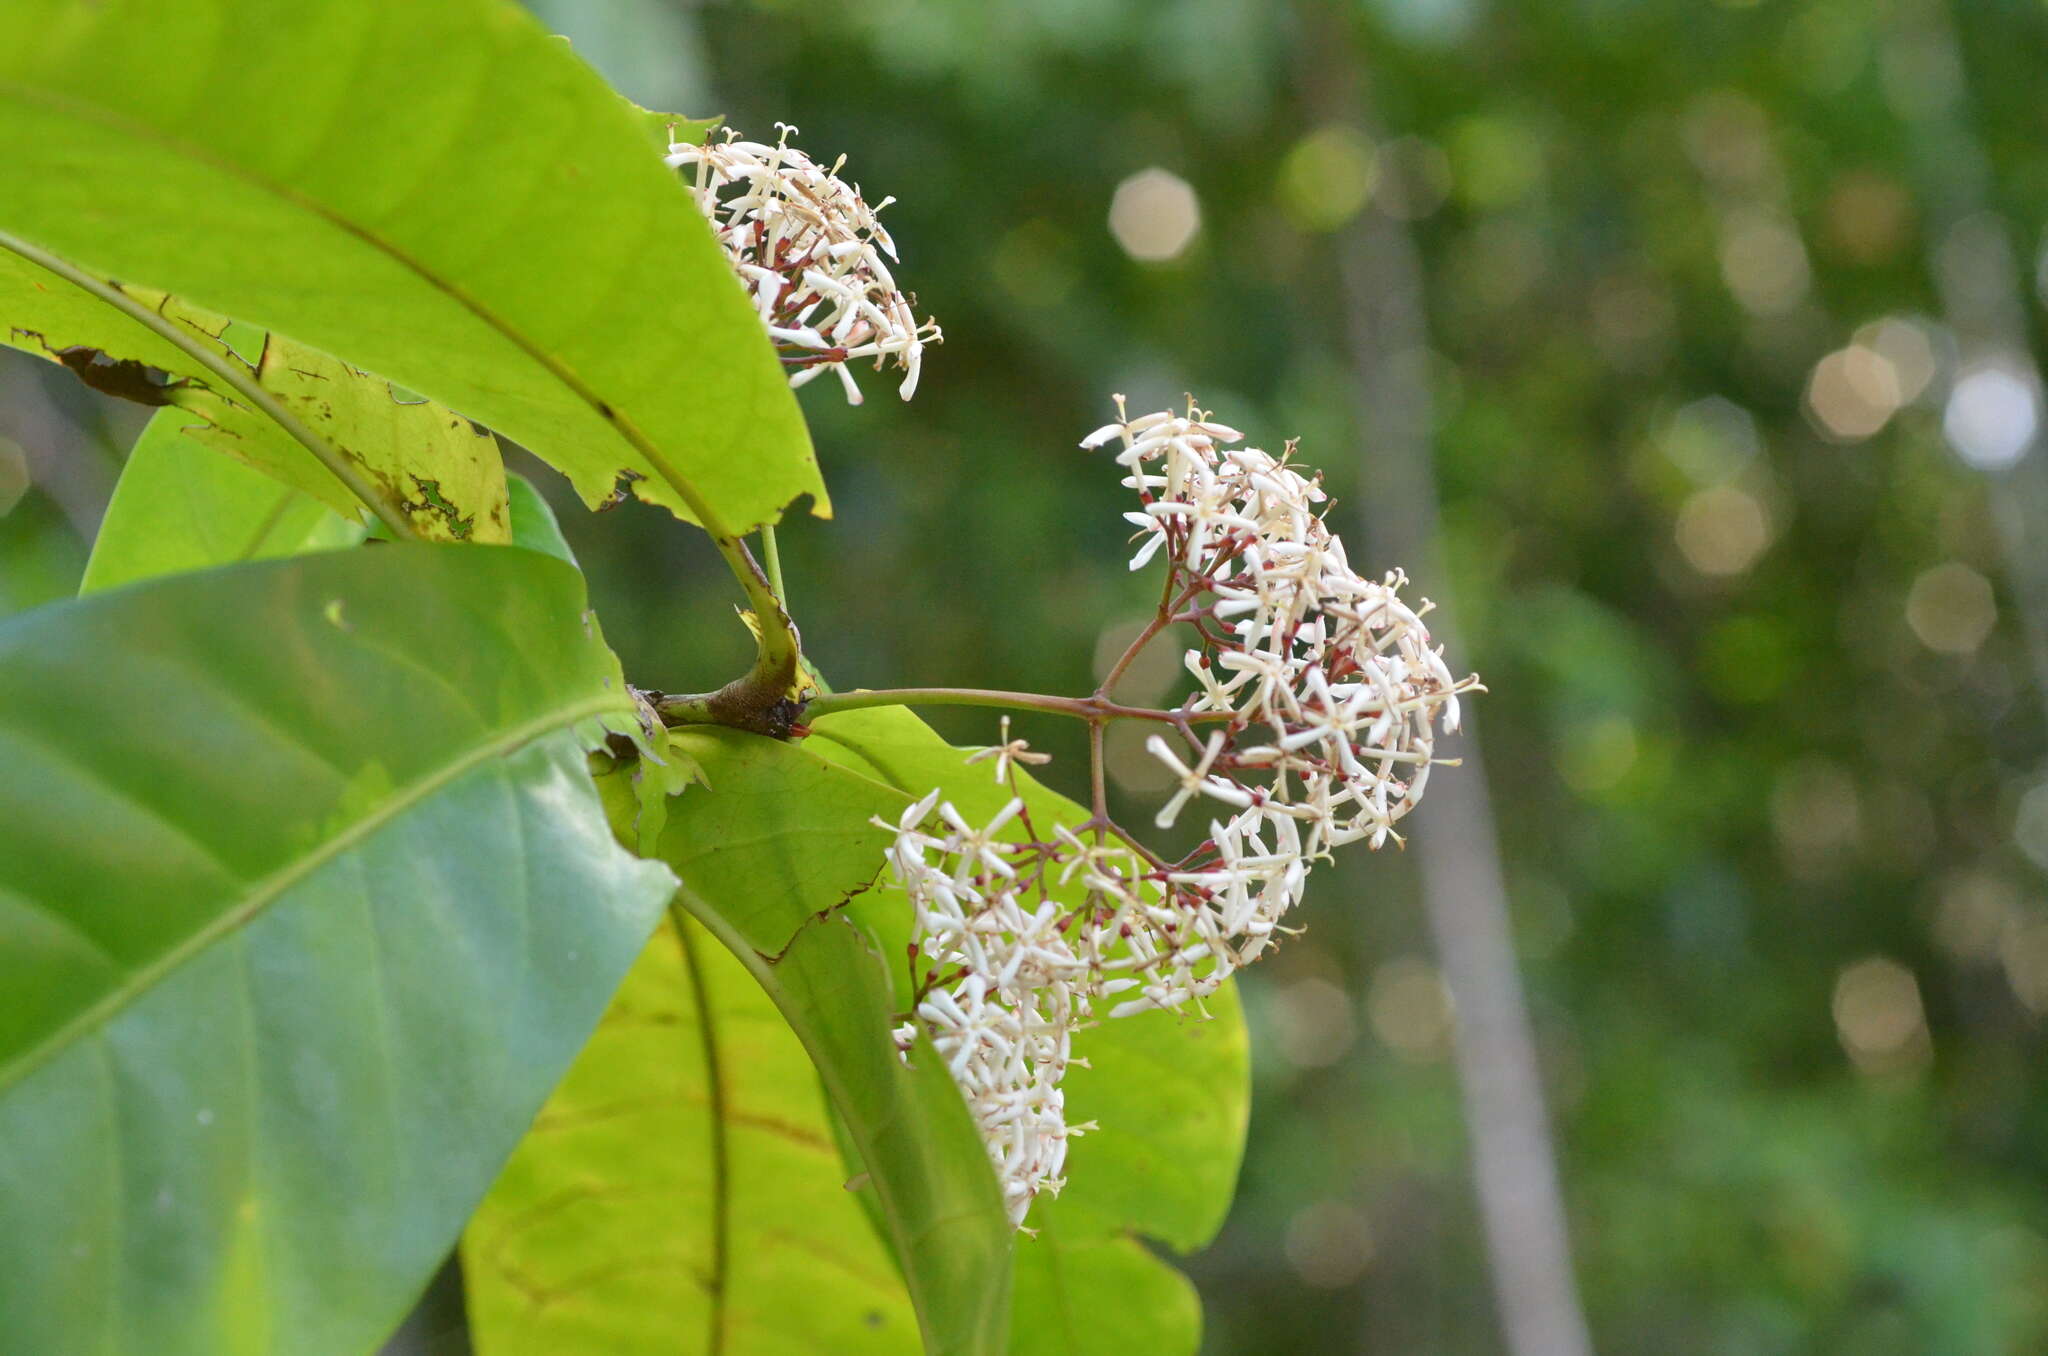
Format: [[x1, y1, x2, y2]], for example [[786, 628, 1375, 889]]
[[878, 401, 1479, 1228], [1083, 396, 1475, 857], [665, 124, 939, 404], [882, 789, 1092, 1228]]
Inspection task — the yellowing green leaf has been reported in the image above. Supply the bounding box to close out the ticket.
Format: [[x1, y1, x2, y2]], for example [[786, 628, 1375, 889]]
[[0, 249, 510, 542], [466, 910, 921, 1355]]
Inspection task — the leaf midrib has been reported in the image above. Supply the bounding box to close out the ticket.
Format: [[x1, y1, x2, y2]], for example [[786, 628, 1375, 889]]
[[0, 72, 724, 526], [0, 692, 631, 1098], [671, 905, 730, 1356]]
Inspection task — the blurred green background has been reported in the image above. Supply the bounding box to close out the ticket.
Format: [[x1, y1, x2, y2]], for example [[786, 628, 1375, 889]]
[[9, 0, 2048, 1351]]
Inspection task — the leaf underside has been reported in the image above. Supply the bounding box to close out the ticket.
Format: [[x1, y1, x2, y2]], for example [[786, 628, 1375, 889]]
[[463, 908, 922, 1355], [0, 250, 512, 542]]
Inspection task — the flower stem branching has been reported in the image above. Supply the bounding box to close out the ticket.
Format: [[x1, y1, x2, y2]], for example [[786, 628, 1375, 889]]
[[645, 531, 804, 736]]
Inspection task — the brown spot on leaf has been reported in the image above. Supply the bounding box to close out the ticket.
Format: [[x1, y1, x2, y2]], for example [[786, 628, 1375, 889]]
[[404, 475, 477, 540]]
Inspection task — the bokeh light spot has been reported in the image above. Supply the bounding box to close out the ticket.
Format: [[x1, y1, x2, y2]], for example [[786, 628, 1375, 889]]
[[1943, 362, 2040, 470], [1278, 124, 1377, 232], [1675, 485, 1771, 576], [1854, 315, 1938, 403], [1092, 614, 1182, 705], [2000, 915, 2048, 1014], [1663, 396, 1761, 486], [2011, 782, 2048, 873], [1904, 562, 1995, 655], [1283, 1200, 1377, 1289], [1933, 870, 2019, 962], [1367, 956, 1455, 1061], [1805, 344, 1902, 442], [1773, 759, 1861, 878], [1105, 719, 1178, 795], [1109, 167, 1201, 262], [1447, 115, 1544, 209], [1719, 210, 1811, 315], [1831, 957, 1929, 1074], [1682, 91, 1774, 190], [1589, 274, 1677, 373], [1366, 0, 1478, 46], [1267, 976, 1358, 1069], [1557, 714, 1638, 795]]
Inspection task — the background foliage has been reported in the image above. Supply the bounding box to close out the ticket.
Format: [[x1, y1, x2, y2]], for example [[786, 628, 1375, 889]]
[[7, 0, 2048, 1352]]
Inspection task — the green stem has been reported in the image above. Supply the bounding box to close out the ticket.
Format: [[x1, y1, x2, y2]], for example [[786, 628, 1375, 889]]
[[783, 685, 1233, 727], [760, 524, 787, 604], [0, 229, 422, 541]]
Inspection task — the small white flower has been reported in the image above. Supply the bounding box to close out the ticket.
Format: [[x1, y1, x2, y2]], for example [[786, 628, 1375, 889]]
[[1146, 730, 1254, 829], [938, 798, 1026, 884], [964, 715, 1052, 784], [1122, 511, 1169, 571]]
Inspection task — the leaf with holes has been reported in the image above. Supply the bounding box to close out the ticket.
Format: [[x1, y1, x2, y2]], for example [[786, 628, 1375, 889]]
[[0, 248, 512, 541], [0, 544, 676, 1354], [0, 0, 822, 533], [804, 707, 1252, 1356], [466, 728, 1015, 1356]]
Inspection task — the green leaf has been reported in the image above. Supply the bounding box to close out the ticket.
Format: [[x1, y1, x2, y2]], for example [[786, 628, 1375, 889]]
[[80, 406, 363, 595], [468, 728, 1015, 1356], [0, 484, 88, 619], [0, 0, 823, 534], [804, 708, 1253, 1356], [0, 249, 512, 542], [0, 544, 676, 1354], [1008, 1236, 1200, 1356], [506, 472, 577, 565]]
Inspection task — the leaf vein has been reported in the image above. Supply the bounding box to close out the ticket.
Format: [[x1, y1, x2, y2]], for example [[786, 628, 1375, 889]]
[[0, 694, 630, 1099]]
